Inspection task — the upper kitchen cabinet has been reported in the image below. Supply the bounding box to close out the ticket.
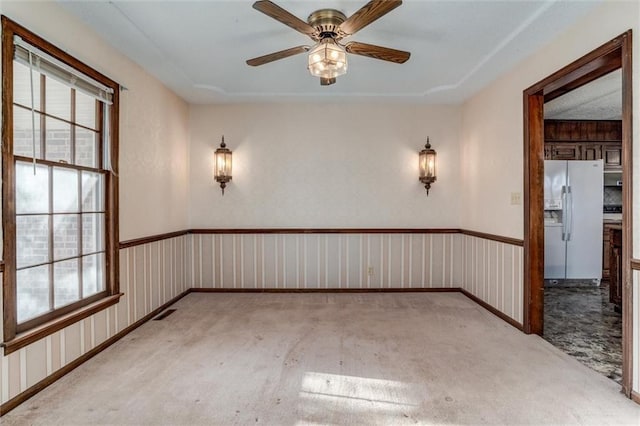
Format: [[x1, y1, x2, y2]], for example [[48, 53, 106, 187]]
[[544, 120, 622, 169], [582, 144, 601, 161], [602, 143, 622, 170], [547, 143, 582, 160]]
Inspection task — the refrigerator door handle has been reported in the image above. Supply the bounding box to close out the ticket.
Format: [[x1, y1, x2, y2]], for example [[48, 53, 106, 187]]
[[561, 186, 567, 241], [566, 186, 573, 241]]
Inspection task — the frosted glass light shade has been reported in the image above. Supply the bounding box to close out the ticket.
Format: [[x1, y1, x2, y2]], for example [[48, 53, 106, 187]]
[[308, 38, 347, 79]]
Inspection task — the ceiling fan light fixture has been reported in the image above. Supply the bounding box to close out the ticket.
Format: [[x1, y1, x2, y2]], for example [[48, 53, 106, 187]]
[[247, 1, 409, 86], [308, 38, 347, 81]]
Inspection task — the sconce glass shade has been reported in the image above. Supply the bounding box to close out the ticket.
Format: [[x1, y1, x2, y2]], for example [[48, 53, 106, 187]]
[[308, 38, 347, 80], [419, 138, 437, 195], [214, 136, 232, 195]]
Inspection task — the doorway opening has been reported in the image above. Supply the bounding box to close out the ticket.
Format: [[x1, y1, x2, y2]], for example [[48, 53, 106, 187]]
[[542, 71, 623, 383], [523, 31, 632, 396]]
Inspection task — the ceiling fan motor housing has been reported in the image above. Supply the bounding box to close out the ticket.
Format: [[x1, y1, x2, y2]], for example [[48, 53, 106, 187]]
[[308, 9, 347, 39]]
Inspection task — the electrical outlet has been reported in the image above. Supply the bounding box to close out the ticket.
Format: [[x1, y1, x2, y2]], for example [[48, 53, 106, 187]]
[[367, 267, 374, 276], [510, 192, 522, 205]]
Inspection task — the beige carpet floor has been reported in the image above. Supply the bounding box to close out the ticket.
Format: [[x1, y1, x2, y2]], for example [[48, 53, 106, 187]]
[[3, 292, 639, 425]]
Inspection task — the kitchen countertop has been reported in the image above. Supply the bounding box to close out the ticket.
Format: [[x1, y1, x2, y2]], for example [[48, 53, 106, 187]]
[[543, 213, 621, 225], [603, 213, 622, 224]]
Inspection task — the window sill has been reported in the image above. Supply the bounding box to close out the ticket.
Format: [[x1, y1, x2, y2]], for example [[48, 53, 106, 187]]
[[2, 293, 123, 355]]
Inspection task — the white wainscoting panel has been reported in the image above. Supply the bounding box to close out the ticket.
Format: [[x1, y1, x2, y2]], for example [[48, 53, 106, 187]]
[[633, 270, 639, 394], [460, 234, 524, 324], [0, 235, 189, 405], [188, 233, 464, 290]]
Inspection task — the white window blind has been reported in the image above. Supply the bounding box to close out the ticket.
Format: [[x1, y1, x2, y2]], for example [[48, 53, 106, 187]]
[[13, 35, 114, 105]]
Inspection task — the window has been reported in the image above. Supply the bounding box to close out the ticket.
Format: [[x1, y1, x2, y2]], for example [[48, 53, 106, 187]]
[[2, 16, 120, 350]]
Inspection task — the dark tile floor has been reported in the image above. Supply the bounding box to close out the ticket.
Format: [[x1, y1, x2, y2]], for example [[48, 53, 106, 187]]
[[543, 281, 622, 384]]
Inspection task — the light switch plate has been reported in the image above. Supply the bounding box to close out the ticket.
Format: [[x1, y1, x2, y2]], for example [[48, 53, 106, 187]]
[[511, 192, 522, 205]]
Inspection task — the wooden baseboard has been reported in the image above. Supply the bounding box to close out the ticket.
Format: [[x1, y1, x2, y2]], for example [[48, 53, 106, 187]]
[[459, 289, 523, 331], [0, 290, 190, 416], [189, 287, 460, 293], [631, 390, 640, 405]]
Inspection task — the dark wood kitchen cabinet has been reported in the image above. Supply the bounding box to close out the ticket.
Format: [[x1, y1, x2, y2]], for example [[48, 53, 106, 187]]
[[609, 227, 622, 311], [603, 225, 612, 280], [547, 143, 582, 160], [543, 120, 622, 170], [582, 144, 601, 161], [544, 142, 620, 167], [602, 143, 622, 170]]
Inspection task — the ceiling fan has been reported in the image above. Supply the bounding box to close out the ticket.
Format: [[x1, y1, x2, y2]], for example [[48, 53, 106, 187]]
[[246, 0, 410, 86]]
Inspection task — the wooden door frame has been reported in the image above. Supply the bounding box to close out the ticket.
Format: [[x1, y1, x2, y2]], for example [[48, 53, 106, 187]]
[[523, 30, 633, 396]]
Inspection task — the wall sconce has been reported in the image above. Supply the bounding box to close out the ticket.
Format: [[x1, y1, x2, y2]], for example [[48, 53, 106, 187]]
[[214, 135, 232, 195], [419, 137, 437, 195]]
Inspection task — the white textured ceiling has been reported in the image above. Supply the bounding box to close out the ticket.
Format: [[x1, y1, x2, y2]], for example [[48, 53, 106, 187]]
[[544, 69, 622, 120], [57, 0, 601, 104]]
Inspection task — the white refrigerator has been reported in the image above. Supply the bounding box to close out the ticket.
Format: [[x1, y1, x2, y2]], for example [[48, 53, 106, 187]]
[[544, 160, 603, 282]]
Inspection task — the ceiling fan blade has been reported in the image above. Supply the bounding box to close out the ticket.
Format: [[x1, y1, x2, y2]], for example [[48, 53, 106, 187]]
[[246, 46, 310, 66], [252, 1, 317, 37], [339, 0, 402, 36], [344, 41, 410, 63]]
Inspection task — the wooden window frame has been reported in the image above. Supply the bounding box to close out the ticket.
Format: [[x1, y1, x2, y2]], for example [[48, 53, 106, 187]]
[[1, 16, 121, 355]]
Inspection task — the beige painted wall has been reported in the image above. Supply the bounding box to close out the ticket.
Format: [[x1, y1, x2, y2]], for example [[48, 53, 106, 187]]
[[460, 0, 639, 241], [460, 0, 640, 393], [189, 104, 461, 228], [1, 0, 190, 241]]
